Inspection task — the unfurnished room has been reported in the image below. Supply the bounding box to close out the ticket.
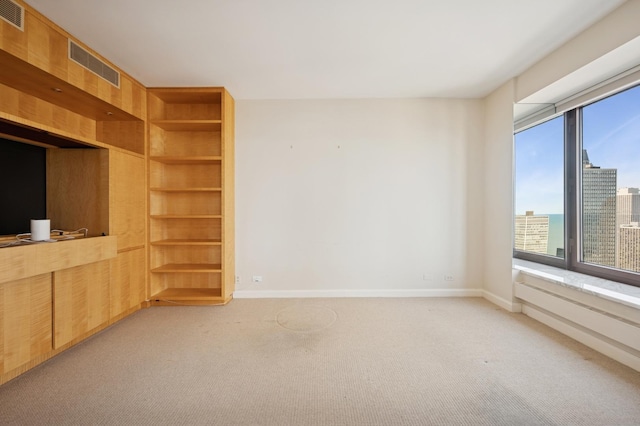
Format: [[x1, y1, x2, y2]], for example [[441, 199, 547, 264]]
[[0, 0, 639, 424]]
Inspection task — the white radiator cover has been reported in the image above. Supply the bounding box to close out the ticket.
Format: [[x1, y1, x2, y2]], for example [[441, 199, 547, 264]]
[[514, 281, 640, 372]]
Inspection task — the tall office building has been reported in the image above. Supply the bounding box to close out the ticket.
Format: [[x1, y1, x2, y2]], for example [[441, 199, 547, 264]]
[[582, 150, 617, 267], [617, 187, 640, 225], [615, 188, 640, 268], [514, 211, 549, 254], [618, 224, 640, 272]]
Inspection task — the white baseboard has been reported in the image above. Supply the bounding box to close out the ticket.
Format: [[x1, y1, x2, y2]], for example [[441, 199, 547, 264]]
[[482, 290, 522, 313], [233, 288, 483, 299]]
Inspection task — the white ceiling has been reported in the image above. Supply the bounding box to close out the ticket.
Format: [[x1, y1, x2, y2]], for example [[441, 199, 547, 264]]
[[25, 0, 626, 100]]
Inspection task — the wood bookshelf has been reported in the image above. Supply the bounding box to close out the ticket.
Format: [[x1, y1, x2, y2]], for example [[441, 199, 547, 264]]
[[147, 88, 234, 305]]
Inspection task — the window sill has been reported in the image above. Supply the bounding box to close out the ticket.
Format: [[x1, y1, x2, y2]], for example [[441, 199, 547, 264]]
[[513, 258, 640, 311]]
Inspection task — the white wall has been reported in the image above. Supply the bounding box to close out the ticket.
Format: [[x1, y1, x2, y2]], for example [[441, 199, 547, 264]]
[[516, 0, 640, 102], [482, 81, 517, 310], [235, 98, 484, 297]]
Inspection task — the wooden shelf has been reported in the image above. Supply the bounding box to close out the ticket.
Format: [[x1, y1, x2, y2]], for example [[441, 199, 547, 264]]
[[151, 239, 222, 246], [148, 87, 234, 303], [149, 288, 231, 306], [150, 187, 222, 192], [152, 287, 222, 300], [150, 120, 221, 131], [150, 215, 222, 219], [152, 263, 222, 273], [150, 156, 222, 164]]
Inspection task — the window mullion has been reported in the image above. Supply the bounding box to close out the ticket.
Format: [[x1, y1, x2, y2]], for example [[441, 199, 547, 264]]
[[565, 109, 578, 270]]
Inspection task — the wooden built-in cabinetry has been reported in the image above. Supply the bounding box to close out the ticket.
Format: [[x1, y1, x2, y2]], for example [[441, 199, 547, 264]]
[[0, 236, 117, 376], [0, 0, 236, 386], [0, 0, 148, 385], [147, 88, 235, 305]]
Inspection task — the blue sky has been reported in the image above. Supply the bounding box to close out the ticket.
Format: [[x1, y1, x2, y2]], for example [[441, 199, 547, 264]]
[[515, 84, 640, 215], [515, 116, 564, 214]]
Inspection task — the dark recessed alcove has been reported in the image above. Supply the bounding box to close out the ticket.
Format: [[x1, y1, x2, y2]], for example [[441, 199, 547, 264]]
[[0, 119, 103, 237], [0, 137, 47, 235]]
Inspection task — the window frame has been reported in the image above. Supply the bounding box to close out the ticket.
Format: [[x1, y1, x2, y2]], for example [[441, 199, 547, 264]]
[[513, 87, 640, 288], [513, 113, 567, 270]]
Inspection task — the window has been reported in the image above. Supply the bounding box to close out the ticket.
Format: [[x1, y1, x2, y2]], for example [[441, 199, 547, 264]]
[[514, 84, 640, 287], [514, 116, 565, 260]]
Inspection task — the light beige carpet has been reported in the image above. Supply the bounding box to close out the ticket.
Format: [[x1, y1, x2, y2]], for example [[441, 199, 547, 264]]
[[1, 297, 639, 425]]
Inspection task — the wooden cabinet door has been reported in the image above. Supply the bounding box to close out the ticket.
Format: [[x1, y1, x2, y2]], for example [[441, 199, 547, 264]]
[[109, 150, 146, 250], [110, 248, 146, 319], [53, 260, 110, 349], [1, 274, 52, 374]]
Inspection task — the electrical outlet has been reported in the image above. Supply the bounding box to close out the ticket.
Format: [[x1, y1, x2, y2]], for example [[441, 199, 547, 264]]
[[235, 276, 241, 284], [252, 275, 263, 283], [444, 275, 454, 281]]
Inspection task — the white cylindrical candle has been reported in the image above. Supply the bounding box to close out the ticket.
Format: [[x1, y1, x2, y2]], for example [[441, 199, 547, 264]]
[[30, 219, 50, 241]]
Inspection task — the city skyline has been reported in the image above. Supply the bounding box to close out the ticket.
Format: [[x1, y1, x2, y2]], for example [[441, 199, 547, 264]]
[[514, 84, 640, 273], [515, 84, 640, 216]]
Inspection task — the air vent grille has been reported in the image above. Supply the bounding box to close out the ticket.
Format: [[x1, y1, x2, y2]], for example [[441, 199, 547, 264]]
[[0, 0, 24, 30], [69, 40, 120, 88]]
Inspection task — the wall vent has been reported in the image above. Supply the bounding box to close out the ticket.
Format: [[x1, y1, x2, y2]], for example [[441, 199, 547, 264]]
[[69, 40, 120, 88], [0, 0, 24, 30]]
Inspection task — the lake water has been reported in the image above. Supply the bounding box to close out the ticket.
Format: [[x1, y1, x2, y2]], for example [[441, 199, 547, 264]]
[[547, 214, 564, 257]]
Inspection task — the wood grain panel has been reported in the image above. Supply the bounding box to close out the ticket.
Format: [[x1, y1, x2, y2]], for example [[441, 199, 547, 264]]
[[147, 93, 165, 122], [150, 162, 221, 188], [147, 89, 221, 119], [164, 103, 221, 120], [149, 218, 222, 242], [149, 191, 221, 216], [109, 150, 146, 249], [53, 260, 110, 349], [1, 274, 52, 373], [148, 128, 221, 157], [222, 90, 236, 299], [47, 148, 110, 237], [96, 120, 145, 155], [110, 248, 146, 319], [151, 246, 221, 269], [26, 9, 55, 72], [152, 273, 222, 291]]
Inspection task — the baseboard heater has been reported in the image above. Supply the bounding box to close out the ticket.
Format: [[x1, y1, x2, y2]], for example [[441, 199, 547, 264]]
[[514, 281, 640, 372]]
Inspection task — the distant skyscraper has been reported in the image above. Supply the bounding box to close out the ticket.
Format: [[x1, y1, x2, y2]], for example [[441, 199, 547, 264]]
[[514, 211, 549, 254], [617, 187, 640, 226], [618, 224, 640, 272], [582, 150, 617, 267], [615, 188, 640, 268]]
